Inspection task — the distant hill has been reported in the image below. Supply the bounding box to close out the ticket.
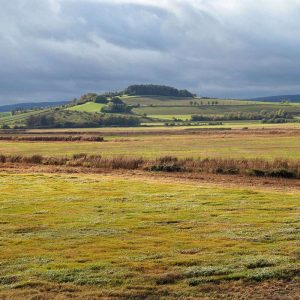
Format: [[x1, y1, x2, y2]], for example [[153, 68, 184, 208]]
[[250, 94, 300, 103], [0, 101, 70, 112], [124, 84, 195, 98]]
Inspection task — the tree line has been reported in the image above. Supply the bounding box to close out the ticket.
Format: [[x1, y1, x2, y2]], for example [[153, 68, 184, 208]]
[[191, 110, 293, 122], [26, 112, 140, 128], [124, 84, 194, 97]]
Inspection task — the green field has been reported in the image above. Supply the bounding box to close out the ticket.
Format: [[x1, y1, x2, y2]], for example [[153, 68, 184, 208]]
[[68, 102, 106, 113], [121, 95, 264, 106], [149, 114, 192, 121], [133, 103, 300, 117], [0, 109, 52, 126], [0, 112, 11, 118], [1, 95, 300, 128], [0, 173, 298, 298]]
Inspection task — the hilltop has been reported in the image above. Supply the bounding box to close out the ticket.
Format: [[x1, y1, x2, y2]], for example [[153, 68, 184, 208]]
[[1, 84, 300, 129], [250, 94, 300, 103]]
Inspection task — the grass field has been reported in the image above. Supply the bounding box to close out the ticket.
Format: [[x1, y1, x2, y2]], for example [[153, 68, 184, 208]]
[[0, 109, 52, 126], [133, 103, 300, 117], [0, 173, 298, 298], [1, 131, 300, 159], [0, 112, 11, 118], [149, 115, 192, 121], [67, 102, 105, 113], [121, 96, 258, 106], [0, 120, 300, 298]]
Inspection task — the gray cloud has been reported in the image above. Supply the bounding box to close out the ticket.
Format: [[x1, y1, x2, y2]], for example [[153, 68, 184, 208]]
[[1, 0, 300, 104]]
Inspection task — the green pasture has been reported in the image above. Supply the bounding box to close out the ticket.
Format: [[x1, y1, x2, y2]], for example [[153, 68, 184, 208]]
[[0, 112, 11, 118], [0, 109, 51, 126], [67, 102, 105, 113], [133, 103, 300, 116]]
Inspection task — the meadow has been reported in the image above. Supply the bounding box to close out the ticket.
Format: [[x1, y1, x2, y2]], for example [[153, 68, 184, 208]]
[[68, 102, 106, 113], [0, 173, 299, 299], [1, 129, 300, 160], [0, 116, 300, 298]]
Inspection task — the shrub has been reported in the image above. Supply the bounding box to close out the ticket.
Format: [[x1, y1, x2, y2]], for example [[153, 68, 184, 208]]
[[248, 169, 266, 177], [155, 272, 182, 285], [215, 167, 239, 175], [245, 258, 275, 269], [268, 169, 296, 179], [1, 124, 10, 129], [148, 164, 184, 172], [184, 266, 232, 278], [26, 155, 43, 164], [0, 155, 6, 163]]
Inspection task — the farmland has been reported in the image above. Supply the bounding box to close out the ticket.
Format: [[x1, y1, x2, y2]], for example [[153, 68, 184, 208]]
[[0, 91, 299, 298], [2, 93, 300, 128], [1, 128, 300, 160]]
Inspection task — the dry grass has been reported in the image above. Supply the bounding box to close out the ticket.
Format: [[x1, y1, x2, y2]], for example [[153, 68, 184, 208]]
[[1, 154, 300, 179], [2, 129, 300, 161]]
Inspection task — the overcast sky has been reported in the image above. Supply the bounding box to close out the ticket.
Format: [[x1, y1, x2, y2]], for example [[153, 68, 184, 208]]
[[1, 0, 300, 104]]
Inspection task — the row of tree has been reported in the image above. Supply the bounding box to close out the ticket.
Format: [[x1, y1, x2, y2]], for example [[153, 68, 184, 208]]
[[26, 113, 140, 128], [124, 84, 194, 97], [191, 110, 292, 121], [189, 101, 219, 106]]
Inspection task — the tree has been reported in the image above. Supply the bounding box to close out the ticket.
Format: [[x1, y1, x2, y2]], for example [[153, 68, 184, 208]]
[[94, 95, 108, 104]]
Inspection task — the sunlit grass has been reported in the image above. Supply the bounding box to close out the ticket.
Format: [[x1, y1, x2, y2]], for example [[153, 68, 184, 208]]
[[0, 173, 299, 297], [67, 102, 105, 113]]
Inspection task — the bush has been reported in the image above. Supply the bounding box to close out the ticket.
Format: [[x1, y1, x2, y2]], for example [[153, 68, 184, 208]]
[[245, 258, 275, 269], [268, 169, 296, 179], [155, 272, 182, 285], [149, 164, 184, 172], [184, 266, 232, 278], [1, 124, 10, 129], [215, 167, 239, 175]]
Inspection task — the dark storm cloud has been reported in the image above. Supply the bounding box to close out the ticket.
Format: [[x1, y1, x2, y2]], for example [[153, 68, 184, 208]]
[[1, 0, 300, 104]]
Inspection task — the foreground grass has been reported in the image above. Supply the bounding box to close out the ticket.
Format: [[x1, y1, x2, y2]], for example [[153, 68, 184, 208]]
[[0, 173, 298, 298]]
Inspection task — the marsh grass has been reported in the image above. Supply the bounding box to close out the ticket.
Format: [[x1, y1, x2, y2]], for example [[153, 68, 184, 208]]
[[0, 174, 299, 298], [1, 153, 300, 179]]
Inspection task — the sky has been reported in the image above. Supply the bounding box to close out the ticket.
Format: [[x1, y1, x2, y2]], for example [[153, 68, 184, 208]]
[[1, 0, 300, 104]]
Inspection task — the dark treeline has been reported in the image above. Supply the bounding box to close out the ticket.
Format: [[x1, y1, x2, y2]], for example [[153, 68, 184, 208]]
[[26, 113, 140, 128], [124, 84, 194, 97], [0, 136, 104, 142], [191, 110, 293, 122], [1, 154, 299, 180]]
